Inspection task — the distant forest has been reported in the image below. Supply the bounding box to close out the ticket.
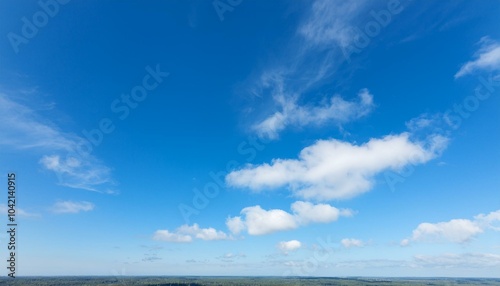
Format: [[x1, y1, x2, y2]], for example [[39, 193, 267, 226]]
[[1, 276, 500, 286]]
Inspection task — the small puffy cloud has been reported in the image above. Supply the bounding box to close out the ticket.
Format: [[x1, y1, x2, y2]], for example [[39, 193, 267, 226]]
[[230, 205, 298, 236], [153, 230, 192, 243], [226, 201, 353, 235], [341, 238, 364, 248], [402, 210, 500, 245], [400, 239, 410, 247], [254, 89, 374, 139], [227, 132, 446, 201], [455, 37, 500, 78], [278, 240, 302, 254], [153, 223, 230, 243], [51, 201, 94, 214], [291, 201, 353, 224], [177, 224, 230, 241]]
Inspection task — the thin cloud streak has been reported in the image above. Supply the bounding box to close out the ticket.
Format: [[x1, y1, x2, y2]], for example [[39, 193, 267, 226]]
[[0, 93, 114, 192]]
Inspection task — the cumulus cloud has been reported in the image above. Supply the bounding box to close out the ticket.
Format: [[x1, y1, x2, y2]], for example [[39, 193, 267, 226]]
[[226, 201, 353, 235], [254, 88, 374, 139], [409, 219, 483, 244], [227, 206, 297, 236], [341, 238, 364, 248], [227, 132, 447, 201], [51, 200, 94, 214], [278, 240, 302, 254], [0, 93, 114, 192], [291, 201, 354, 223], [402, 209, 500, 245], [153, 224, 230, 243], [153, 230, 192, 243], [455, 37, 500, 78]]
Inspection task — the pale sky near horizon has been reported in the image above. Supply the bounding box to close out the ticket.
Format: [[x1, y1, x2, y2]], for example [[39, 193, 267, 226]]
[[0, 0, 500, 277]]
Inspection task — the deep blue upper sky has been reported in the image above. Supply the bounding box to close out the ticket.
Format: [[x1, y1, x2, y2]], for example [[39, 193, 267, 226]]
[[0, 0, 500, 277]]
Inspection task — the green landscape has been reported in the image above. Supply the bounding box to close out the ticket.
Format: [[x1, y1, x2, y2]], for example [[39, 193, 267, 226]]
[[1, 277, 500, 286]]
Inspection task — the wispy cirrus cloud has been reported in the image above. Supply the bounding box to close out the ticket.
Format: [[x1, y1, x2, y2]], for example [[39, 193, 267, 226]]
[[455, 37, 500, 78], [246, 0, 382, 139], [39, 155, 112, 192], [298, 0, 368, 49], [401, 209, 500, 245], [0, 204, 40, 218], [0, 93, 114, 192], [51, 200, 95, 214], [153, 223, 231, 243], [226, 201, 353, 235]]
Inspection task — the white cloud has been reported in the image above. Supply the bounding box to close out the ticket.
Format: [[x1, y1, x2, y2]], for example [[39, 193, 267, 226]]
[[414, 253, 500, 268], [0, 204, 39, 218], [406, 113, 444, 132], [230, 206, 298, 236], [227, 132, 447, 201], [0, 93, 77, 151], [402, 209, 500, 245], [411, 219, 482, 244], [332, 253, 500, 269], [226, 216, 246, 235], [0, 93, 114, 192], [216, 253, 246, 262], [153, 230, 192, 243], [278, 240, 302, 254], [291, 201, 353, 224], [475, 209, 500, 231], [247, 0, 379, 140], [299, 0, 368, 48], [455, 37, 500, 78], [51, 201, 94, 214], [400, 239, 410, 247], [226, 201, 352, 235], [40, 155, 112, 192], [254, 88, 375, 139], [177, 224, 230, 241], [153, 224, 230, 243], [341, 238, 364, 248]]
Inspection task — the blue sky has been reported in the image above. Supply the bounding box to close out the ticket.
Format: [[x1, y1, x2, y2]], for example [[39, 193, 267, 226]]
[[1, 0, 500, 277]]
